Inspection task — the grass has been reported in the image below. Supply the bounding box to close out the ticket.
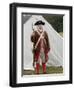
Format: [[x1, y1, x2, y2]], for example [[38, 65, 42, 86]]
[[23, 66, 63, 75]]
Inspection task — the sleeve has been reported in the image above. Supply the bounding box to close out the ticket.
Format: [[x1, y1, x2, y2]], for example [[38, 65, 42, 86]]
[[45, 31, 50, 53], [31, 31, 35, 42]]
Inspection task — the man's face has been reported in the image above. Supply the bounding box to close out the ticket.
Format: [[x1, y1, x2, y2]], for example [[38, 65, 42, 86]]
[[37, 25, 43, 32]]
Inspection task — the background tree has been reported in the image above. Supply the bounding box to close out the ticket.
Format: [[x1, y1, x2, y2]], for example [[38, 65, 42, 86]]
[[43, 15, 63, 33]]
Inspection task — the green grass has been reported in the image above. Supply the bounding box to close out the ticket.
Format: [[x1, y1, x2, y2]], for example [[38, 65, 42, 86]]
[[23, 66, 63, 75]]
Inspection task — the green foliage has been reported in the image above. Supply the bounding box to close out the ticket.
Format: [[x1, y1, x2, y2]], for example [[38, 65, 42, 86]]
[[43, 15, 63, 33]]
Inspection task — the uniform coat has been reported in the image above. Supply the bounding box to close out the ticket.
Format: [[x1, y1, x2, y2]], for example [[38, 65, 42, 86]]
[[31, 30, 50, 63]]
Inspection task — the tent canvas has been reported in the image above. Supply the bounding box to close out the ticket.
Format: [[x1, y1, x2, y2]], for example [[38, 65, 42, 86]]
[[23, 15, 63, 70]]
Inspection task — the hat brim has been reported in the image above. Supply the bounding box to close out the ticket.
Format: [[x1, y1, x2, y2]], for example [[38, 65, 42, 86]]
[[34, 21, 45, 25]]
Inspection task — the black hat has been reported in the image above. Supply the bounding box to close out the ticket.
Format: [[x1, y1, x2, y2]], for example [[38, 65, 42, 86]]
[[34, 20, 45, 25]]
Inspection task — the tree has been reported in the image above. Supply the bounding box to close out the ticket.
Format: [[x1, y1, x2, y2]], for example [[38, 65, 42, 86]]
[[43, 15, 63, 33]]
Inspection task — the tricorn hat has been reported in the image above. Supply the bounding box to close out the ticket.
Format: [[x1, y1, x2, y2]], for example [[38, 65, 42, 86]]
[[34, 20, 45, 25]]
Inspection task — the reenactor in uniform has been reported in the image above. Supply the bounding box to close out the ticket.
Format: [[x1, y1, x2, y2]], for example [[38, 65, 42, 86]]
[[31, 20, 50, 74]]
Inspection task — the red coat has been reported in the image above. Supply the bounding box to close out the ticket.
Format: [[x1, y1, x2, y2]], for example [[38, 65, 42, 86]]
[[31, 30, 50, 63]]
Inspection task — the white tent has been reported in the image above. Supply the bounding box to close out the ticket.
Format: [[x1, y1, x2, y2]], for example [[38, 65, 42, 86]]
[[23, 15, 63, 70]]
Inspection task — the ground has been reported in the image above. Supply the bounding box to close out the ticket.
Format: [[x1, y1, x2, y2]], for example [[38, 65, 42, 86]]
[[23, 66, 63, 75]]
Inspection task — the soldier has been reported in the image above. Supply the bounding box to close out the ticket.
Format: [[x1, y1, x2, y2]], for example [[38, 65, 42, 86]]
[[31, 20, 50, 74]]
